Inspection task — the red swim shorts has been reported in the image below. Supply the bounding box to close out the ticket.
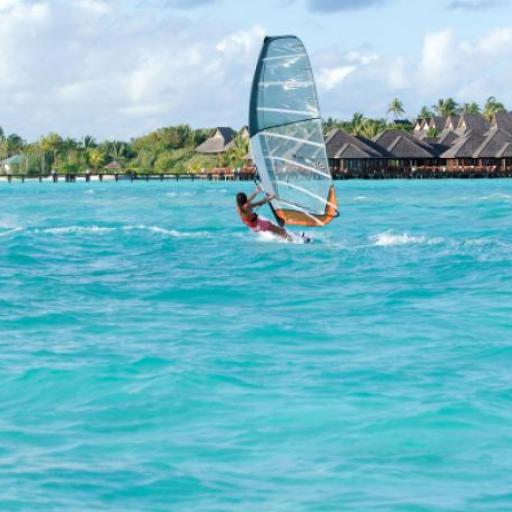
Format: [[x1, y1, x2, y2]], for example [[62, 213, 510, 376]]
[[255, 217, 271, 232]]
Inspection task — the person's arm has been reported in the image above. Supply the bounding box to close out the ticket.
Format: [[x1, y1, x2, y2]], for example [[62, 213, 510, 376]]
[[246, 186, 262, 204], [249, 194, 275, 208]]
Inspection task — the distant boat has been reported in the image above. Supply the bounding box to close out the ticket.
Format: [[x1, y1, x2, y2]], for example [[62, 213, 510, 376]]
[[249, 35, 338, 227]]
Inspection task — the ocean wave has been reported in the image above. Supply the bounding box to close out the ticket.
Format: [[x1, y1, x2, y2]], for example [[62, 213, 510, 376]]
[[370, 231, 443, 247], [0, 227, 23, 237], [166, 191, 194, 198], [122, 225, 209, 238], [34, 224, 208, 238], [479, 193, 512, 201], [463, 237, 511, 249], [41, 226, 115, 235]]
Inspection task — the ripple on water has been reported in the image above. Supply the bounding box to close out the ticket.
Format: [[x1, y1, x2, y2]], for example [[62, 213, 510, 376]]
[[0, 180, 511, 511]]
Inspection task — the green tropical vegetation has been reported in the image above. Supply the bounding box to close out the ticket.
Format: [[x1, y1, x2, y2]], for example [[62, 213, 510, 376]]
[[387, 98, 406, 120], [0, 96, 508, 175], [0, 125, 250, 175]]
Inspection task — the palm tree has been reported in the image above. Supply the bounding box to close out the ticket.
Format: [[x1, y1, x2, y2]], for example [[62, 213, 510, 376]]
[[40, 132, 63, 171], [418, 106, 433, 120], [483, 96, 506, 121], [227, 135, 249, 169], [462, 102, 481, 114], [426, 127, 439, 139], [87, 148, 105, 171], [349, 113, 364, 135], [360, 118, 386, 139], [432, 98, 458, 117], [387, 98, 405, 120]]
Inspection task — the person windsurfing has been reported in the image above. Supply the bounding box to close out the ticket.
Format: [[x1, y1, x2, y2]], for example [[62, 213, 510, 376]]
[[236, 187, 289, 239]]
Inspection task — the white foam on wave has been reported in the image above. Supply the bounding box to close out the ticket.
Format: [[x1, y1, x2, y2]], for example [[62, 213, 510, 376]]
[[479, 193, 512, 201], [122, 224, 209, 238], [166, 191, 194, 198], [42, 226, 115, 235], [0, 227, 23, 237], [256, 231, 288, 244], [354, 195, 369, 201], [256, 230, 311, 245], [371, 231, 427, 247], [37, 224, 208, 238], [463, 237, 511, 248]]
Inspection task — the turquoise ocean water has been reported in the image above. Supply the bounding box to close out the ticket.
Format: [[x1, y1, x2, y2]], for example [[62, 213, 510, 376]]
[[0, 180, 511, 511]]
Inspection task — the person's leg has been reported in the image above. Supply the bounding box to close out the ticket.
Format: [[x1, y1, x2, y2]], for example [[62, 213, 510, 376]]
[[268, 223, 288, 239], [256, 217, 288, 239]]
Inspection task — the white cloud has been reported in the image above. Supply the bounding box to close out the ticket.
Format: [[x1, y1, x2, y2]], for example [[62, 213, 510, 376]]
[[310, 25, 512, 120], [317, 66, 356, 90], [0, 0, 511, 140], [0, 0, 263, 140], [418, 29, 458, 92]]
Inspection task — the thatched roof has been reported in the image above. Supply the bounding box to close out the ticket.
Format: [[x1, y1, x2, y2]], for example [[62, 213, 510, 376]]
[[444, 115, 460, 131], [497, 143, 512, 158], [326, 128, 383, 159], [441, 133, 486, 158], [428, 116, 447, 132], [437, 130, 460, 147], [104, 160, 122, 170], [455, 113, 490, 135], [196, 127, 236, 154], [413, 119, 427, 132], [387, 135, 436, 159], [0, 154, 24, 165], [335, 143, 375, 159], [325, 128, 340, 145], [492, 112, 512, 134], [473, 128, 512, 158], [374, 129, 438, 157]]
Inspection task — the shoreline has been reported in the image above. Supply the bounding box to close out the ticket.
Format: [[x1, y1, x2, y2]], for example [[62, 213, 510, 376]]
[[1, 171, 512, 182]]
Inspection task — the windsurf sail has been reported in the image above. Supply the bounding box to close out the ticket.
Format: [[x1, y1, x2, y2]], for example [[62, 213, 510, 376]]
[[249, 35, 338, 227]]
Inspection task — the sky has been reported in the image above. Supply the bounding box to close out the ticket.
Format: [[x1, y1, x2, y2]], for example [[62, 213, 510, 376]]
[[0, 0, 511, 140]]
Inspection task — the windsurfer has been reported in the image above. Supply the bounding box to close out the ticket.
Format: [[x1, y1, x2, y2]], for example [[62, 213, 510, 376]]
[[236, 188, 288, 239]]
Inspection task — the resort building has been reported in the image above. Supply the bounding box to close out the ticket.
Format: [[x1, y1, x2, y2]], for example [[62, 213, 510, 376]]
[[194, 113, 512, 178], [0, 154, 25, 175], [328, 112, 512, 177], [195, 127, 236, 154]]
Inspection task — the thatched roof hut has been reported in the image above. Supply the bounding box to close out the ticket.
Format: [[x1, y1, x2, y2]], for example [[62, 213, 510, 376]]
[[437, 130, 460, 147], [413, 118, 427, 133], [455, 113, 490, 136], [473, 128, 512, 158], [427, 116, 447, 132], [326, 129, 383, 159], [387, 135, 435, 159], [444, 115, 460, 131], [497, 142, 512, 158], [441, 133, 486, 159], [374, 129, 438, 157], [491, 112, 512, 134], [104, 160, 122, 171], [196, 127, 236, 154]]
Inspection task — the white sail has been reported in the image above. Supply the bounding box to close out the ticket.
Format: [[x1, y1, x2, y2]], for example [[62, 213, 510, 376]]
[[249, 36, 338, 227]]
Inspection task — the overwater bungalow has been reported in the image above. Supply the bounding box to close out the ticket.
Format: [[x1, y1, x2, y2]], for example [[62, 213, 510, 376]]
[[325, 112, 512, 177], [454, 113, 490, 136], [326, 129, 385, 176], [442, 127, 512, 172]]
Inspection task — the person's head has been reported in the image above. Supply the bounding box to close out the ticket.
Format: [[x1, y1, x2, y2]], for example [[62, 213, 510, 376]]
[[236, 192, 248, 208]]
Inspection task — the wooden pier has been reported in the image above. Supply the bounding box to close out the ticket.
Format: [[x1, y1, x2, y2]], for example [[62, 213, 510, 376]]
[[0, 171, 257, 183], [1, 167, 512, 183]]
